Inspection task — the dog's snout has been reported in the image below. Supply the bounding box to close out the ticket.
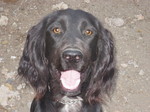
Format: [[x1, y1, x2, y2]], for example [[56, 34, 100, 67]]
[[62, 50, 83, 63]]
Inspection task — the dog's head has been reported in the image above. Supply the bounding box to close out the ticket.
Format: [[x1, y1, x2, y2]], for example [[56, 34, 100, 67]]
[[18, 9, 116, 104]]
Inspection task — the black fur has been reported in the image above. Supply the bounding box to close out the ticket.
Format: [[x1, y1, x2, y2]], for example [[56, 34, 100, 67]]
[[18, 9, 117, 112]]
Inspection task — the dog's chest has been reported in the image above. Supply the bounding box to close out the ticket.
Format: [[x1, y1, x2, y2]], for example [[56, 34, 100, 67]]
[[58, 96, 83, 112]]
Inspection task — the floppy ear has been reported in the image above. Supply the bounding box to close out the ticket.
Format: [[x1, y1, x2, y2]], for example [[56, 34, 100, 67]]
[[86, 27, 117, 104], [18, 20, 50, 98]]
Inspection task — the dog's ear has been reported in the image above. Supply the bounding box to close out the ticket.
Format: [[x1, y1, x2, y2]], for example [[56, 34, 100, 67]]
[[86, 25, 117, 104], [18, 19, 50, 98]]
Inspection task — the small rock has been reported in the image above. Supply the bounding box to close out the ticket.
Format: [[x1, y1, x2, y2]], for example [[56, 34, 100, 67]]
[[31, 91, 34, 95], [123, 96, 128, 103], [105, 17, 124, 27], [10, 56, 17, 59], [17, 85, 22, 90], [0, 57, 3, 62], [17, 83, 26, 90], [128, 60, 139, 68], [135, 14, 144, 20], [133, 63, 138, 68], [0, 85, 20, 107], [112, 18, 124, 27], [121, 63, 128, 68], [84, 0, 90, 3], [52, 2, 68, 10], [0, 15, 8, 26], [12, 22, 18, 28], [139, 70, 144, 75], [125, 51, 130, 54]]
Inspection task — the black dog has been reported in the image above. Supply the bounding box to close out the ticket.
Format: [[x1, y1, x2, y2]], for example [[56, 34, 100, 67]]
[[18, 9, 116, 112]]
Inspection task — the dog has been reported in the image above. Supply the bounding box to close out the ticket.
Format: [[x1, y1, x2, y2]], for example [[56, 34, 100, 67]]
[[18, 9, 116, 112]]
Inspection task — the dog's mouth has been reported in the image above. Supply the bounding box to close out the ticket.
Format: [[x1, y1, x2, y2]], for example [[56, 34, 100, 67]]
[[60, 70, 81, 92]]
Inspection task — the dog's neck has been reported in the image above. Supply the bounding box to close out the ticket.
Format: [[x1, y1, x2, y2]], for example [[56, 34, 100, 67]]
[[59, 96, 83, 105], [58, 96, 83, 112]]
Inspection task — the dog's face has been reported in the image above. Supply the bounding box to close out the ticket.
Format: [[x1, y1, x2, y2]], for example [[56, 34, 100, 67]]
[[45, 10, 100, 96], [18, 9, 115, 103]]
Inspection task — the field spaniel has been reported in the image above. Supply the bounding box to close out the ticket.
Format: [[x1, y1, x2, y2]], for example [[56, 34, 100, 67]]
[[18, 9, 117, 112]]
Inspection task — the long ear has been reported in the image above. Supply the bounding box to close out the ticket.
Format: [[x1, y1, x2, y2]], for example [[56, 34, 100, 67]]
[[85, 27, 117, 104], [18, 21, 49, 98]]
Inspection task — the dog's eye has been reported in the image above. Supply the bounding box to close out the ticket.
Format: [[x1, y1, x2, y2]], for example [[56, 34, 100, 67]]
[[52, 27, 61, 34], [85, 30, 93, 36]]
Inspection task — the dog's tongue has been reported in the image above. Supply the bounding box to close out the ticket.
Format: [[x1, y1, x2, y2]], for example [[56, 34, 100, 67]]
[[60, 70, 81, 90]]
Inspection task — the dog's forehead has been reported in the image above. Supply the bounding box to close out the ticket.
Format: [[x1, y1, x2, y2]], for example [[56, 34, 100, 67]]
[[54, 9, 97, 25]]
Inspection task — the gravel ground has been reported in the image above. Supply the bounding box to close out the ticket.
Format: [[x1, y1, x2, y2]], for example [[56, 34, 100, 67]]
[[0, 0, 150, 112]]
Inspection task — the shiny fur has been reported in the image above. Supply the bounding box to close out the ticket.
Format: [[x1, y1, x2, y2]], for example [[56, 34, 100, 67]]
[[18, 9, 117, 112]]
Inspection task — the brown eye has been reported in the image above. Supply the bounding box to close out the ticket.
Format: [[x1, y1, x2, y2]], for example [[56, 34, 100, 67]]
[[85, 30, 93, 36], [52, 27, 61, 34]]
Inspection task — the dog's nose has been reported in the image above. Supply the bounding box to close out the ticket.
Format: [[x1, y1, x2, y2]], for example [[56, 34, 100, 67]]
[[62, 50, 83, 63]]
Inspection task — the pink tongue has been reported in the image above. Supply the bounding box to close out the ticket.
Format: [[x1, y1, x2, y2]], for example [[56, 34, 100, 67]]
[[60, 70, 81, 90]]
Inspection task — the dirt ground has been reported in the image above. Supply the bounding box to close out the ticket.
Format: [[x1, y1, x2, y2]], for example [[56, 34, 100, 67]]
[[0, 0, 150, 112]]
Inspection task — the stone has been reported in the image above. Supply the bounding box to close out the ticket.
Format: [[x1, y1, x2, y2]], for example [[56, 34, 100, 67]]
[[17, 83, 26, 90], [139, 70, 144, 75], [0, 15, 8, 26], [84, 0, 90, 3], [10, 56, 17, 59], [121, 63, 128, 68], [52, 2, 68, 10], [128, 60, 139, 68], [112, 18, 124, 27], [0, 58, 3, 62], [105, 17, 124, 27], [0, 85, 20, 106], [12, 22, 18, 28], [135, 14, 144, 20]]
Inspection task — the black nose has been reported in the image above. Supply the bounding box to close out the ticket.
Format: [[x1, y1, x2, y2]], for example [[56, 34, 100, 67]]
[[62, 50, 83, 63]]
